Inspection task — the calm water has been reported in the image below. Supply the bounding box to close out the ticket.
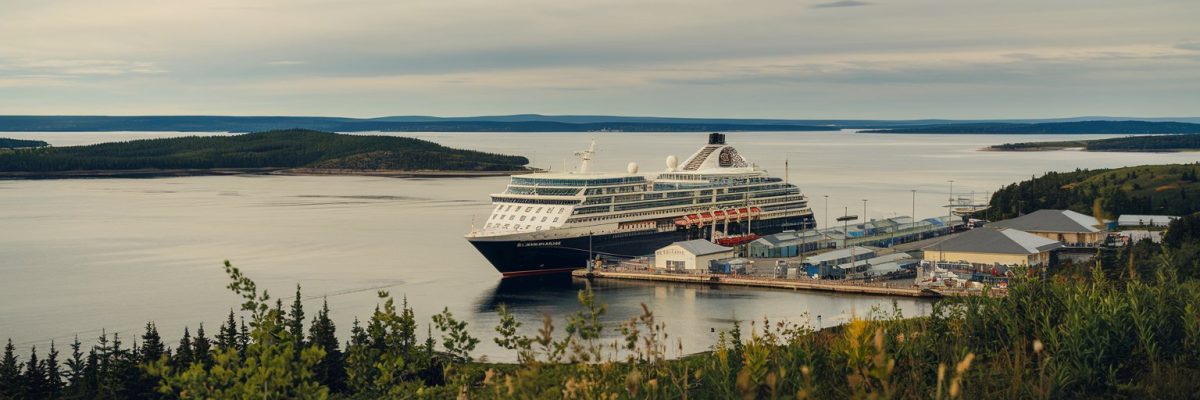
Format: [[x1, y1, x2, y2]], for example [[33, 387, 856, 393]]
[[2, 131, 1196, 361]]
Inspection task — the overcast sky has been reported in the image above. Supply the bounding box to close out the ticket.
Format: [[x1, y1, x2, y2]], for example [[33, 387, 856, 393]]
[[2, 0, 1198, 118]]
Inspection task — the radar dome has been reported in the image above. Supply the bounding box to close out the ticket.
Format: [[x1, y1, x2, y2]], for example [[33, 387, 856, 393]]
[[665, 155, 678, 171], [627, 162, 639, 174]]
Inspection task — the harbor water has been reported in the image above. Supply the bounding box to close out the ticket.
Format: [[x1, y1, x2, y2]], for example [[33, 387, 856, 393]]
[[2, 130, 1196, 361]]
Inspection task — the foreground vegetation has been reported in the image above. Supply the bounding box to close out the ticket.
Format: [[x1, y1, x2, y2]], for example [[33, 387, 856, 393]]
[[0, 137, 48, 149], [0, 213, 1198, 398], [981, 163, 1200, 220], [991, 134, 1200, 152], [0, 130, 529, 173]]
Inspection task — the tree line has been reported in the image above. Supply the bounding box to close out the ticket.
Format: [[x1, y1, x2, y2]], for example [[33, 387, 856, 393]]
[[981, 163, 1200, 221], [0, 138, 48, 149], [0, 130, 530, 172]]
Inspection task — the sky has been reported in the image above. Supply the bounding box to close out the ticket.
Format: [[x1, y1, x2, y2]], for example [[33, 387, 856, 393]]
[[1, 0, 1198, 119]]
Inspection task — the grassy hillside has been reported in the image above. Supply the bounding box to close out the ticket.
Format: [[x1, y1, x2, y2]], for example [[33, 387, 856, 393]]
[[0, 129, 529, 173], [991, 134, 1200, 152], [865, 120, 1200, 134], [0, 137, 49, 149], [982, 164, 1200, 220]]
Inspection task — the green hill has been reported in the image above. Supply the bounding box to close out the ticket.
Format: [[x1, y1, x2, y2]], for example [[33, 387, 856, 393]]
[[991, 134, 1200, 152], [0, 137, 48, 149], [865, 120, 1200, 134], [982, 164, 1200, 220], [0, 129, 529, 174]]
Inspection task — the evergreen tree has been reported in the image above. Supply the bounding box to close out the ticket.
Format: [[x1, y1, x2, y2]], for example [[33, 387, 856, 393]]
[[140, 322, 165, 363], [82, 347, 99, 398], [237, 317, 250, 356], [217, 309, 239, 350], [307, 298, 344, 392], [146, 261, 329, 399], [289, 285, 306, 357], [0, 339, 21, 398], [174, 327, 193, 368], [193, 323, 212, 367], [45, 341, 62, 398], [64, 336, 85, 392], [23, 345, 47, 398]]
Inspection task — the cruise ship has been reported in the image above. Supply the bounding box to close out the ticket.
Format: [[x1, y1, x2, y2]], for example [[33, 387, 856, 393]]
[[466, 133, 816, 277]]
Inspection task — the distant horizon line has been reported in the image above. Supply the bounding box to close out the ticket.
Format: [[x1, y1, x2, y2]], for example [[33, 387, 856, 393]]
[[1, 113, 1198, 121]]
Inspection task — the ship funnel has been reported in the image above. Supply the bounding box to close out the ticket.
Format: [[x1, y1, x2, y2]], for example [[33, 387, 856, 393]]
[[708, 132, 726, 145]]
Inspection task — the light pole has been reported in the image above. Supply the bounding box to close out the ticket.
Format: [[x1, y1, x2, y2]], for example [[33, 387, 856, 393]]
[[947, 180, 955, 233], [911, 189, 917, 241], [823, 195, 829, 229], [862, 198, 868, 226]]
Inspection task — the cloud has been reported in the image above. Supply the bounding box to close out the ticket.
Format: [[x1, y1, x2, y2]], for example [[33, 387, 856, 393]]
[[0, 0, 1197, 117], [811, 0, 871, 8], [0, 59, 164, 77]]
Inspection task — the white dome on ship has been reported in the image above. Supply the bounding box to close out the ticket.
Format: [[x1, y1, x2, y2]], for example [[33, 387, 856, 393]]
[[665, 155, 678, 171], [627, 162, 639, 174]]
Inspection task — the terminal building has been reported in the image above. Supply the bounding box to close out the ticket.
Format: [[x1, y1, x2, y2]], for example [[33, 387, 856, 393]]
[[748, 215, 965, 258]]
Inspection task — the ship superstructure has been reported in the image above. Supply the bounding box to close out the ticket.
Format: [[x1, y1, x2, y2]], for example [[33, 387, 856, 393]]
[[466, 133, 815, 277]]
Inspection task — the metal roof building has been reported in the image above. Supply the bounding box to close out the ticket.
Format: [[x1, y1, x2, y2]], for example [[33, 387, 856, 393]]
[[654, 239, 735, 272], [923, 227, 1063, 267], [1118, 214, 1179, 227], [987, 209, 1105, 246]]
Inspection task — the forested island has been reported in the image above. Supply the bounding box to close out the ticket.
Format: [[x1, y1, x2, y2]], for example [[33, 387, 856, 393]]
[[0, 129, 530, 178], [989, 134, 1200, 152], [979, 163, 1200, 220], [863, 120, 1200, 134], [0, 137, 49, 149]]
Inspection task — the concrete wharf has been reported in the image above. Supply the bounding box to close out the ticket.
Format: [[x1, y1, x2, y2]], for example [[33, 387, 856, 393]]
[[571, 269, 984, 298]]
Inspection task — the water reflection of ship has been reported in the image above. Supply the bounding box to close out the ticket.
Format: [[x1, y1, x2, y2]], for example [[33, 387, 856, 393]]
[[473, 274, 774, 314], [473, 275, 581, 313]]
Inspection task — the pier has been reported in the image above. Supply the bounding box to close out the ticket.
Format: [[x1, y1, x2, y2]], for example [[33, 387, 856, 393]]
[[571, 269, 979, 298]]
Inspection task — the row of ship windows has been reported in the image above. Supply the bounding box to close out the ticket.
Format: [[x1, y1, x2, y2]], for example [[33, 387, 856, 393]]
[[565, 197, 805, 224], [495, 204, 569, 214], [510, 177, 645, 186], [490, 214, 562, 223], [484, 223, 548, 231], [574, 192, 797, 215], [579, 185, 791, 206]]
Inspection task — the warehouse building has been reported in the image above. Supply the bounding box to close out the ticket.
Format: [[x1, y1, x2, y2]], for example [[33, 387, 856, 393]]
[[922, 227, 1063, 267], [1118, 214, 1179, 228], [654, 239, 735, 272], [987, 209, 1105, 247]]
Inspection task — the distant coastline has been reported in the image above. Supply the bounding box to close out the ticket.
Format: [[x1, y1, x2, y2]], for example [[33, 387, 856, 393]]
[[3, 115, 1199, 133]]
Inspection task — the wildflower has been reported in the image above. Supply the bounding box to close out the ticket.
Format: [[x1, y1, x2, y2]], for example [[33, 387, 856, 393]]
[[1033, 339, 1044, 354]]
